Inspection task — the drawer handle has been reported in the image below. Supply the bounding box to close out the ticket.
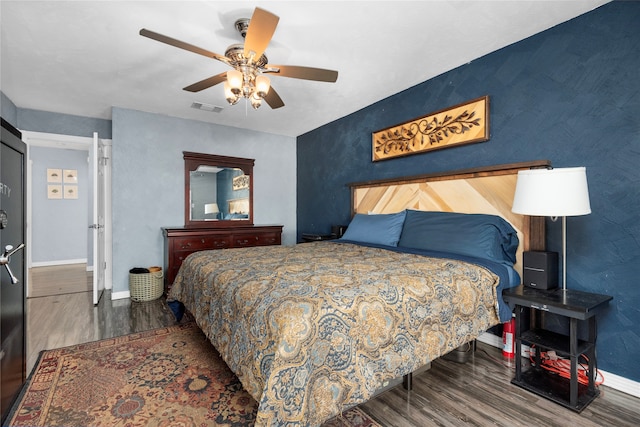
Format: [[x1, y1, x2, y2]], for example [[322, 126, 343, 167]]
[[180, 242, 192, 249], [237, 239, 249, 245], [214, 241, 228, 248]]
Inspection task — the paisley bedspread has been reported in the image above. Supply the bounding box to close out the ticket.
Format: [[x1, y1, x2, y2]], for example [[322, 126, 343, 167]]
[[168, 241, 503, 426]]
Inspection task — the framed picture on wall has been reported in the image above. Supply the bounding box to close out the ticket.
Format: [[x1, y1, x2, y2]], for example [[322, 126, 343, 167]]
[[63, 169, 78, 184], [47, 168, 62, 183], [64, 185, 78, 199], [47, 184, 62, 199]]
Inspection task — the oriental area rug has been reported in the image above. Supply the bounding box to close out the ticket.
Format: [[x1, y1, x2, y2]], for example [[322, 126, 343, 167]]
[[7, 323, 381, 427]]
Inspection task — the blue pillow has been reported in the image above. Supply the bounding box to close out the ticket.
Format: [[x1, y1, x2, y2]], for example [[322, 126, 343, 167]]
[[224, 213, 249, 219], [397, 210, 519, 265], [340, 211, 407, 247]]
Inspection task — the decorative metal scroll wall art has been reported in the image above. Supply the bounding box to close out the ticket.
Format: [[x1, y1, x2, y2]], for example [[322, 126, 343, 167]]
[[232, 174, 249, 190], [372, 95, 490, 161]]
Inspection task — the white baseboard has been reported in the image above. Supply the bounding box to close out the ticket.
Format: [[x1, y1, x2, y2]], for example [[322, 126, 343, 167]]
[[31, 259, 87, 267], [477, 331, 503, 349], [111, 290, 130, 300], [597, 370, 640, 398], [477, 332, 640, 399]]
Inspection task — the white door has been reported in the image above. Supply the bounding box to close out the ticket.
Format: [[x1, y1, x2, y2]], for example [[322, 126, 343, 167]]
[[91, 132, 106, 305]]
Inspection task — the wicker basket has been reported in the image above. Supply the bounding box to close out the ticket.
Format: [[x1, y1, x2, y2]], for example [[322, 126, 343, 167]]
[[129, 270, 164, 302]]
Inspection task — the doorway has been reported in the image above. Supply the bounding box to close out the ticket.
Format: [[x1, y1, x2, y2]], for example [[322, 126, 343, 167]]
[[21, 131, 112, 299]]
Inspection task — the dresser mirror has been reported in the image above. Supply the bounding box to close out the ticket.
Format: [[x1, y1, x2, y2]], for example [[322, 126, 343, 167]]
[[184, 152, 254, 228]]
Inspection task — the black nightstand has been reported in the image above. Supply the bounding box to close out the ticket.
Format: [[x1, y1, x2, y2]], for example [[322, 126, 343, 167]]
[[502, 285, 612, 412]]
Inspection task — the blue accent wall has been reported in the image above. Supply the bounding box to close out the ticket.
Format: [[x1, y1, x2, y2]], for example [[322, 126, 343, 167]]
[[297, 1, 640, 382]]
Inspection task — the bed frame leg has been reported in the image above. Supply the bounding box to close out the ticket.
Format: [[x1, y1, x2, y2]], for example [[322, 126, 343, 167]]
[[403, 373, 413, 390]]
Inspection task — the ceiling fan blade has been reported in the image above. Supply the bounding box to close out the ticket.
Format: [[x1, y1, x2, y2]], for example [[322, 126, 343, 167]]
[[243, 8, 279, 62], [140, 28, 229, 65], [265, 65, 338, 83], [183, 72, 228, 92], [263, 86, 285, 109]]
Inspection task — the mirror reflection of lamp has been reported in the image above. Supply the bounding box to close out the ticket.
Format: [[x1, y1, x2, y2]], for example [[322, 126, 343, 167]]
[[204, 203, 220, 220]]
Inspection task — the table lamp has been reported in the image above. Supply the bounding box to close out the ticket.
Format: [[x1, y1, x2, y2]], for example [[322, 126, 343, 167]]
[[512, 167, 591, 290]]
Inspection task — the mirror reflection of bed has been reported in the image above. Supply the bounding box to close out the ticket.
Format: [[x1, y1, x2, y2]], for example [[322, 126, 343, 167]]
[[227, 197, 249, 219], [168, 160, 548, 426]]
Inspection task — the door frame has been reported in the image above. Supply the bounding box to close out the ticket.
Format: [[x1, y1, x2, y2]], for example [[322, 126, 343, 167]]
[[21, 131, 112, 296]]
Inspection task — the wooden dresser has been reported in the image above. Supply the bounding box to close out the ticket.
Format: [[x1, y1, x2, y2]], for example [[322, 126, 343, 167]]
[[162, 225, 283, 294]]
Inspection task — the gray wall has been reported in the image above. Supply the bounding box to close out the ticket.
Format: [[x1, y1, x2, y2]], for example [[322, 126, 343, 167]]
[[30, 146, 89, 264], [2, 102, 295, 295], [111, 107, 296, 296], [190, 172, 218, 220]]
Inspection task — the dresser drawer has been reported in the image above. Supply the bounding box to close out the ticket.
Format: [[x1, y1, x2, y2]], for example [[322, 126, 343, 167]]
[[173, 250, 198, 265], [255, 233, 281, 246], [232, 235, 260, 247], [172, 236, 231, 251]]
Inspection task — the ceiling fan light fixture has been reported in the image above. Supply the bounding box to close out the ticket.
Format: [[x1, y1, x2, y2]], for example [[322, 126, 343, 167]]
[[224, 81, 240, 105], [250, 92, 262, 109], [227, 69, 243, 93], [255, 75, 270, 98], [140, 6, 338, 111]]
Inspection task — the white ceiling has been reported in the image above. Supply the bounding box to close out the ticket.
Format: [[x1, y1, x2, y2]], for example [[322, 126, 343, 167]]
[[0, 1, 610, 138]]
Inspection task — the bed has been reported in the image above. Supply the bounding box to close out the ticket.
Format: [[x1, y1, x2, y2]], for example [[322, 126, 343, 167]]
[[168, 161, 547, 426]]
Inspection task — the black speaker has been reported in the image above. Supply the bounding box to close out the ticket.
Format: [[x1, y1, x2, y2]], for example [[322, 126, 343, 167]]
[[523, 251, 559, 290]]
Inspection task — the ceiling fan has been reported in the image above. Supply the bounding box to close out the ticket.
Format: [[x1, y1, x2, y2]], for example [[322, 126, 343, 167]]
[[140, 7, 338, 109]]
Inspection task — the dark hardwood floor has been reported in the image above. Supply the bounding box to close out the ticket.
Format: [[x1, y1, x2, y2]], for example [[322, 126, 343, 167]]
[[362, 347, 640, 426], [27, 289, 640, 427], [26, 290, 180, 373]]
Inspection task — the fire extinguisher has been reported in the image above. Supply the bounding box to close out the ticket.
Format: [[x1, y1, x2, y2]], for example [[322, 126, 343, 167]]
[[502, 318, 515, 358]]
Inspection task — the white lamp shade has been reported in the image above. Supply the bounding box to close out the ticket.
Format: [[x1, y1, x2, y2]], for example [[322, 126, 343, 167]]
[[255, 75, 270, 96], [512, 167, 591, 216], [204, 203, 219, 215], [227, 69, 243, 89], [224, 81, 235, 98]]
